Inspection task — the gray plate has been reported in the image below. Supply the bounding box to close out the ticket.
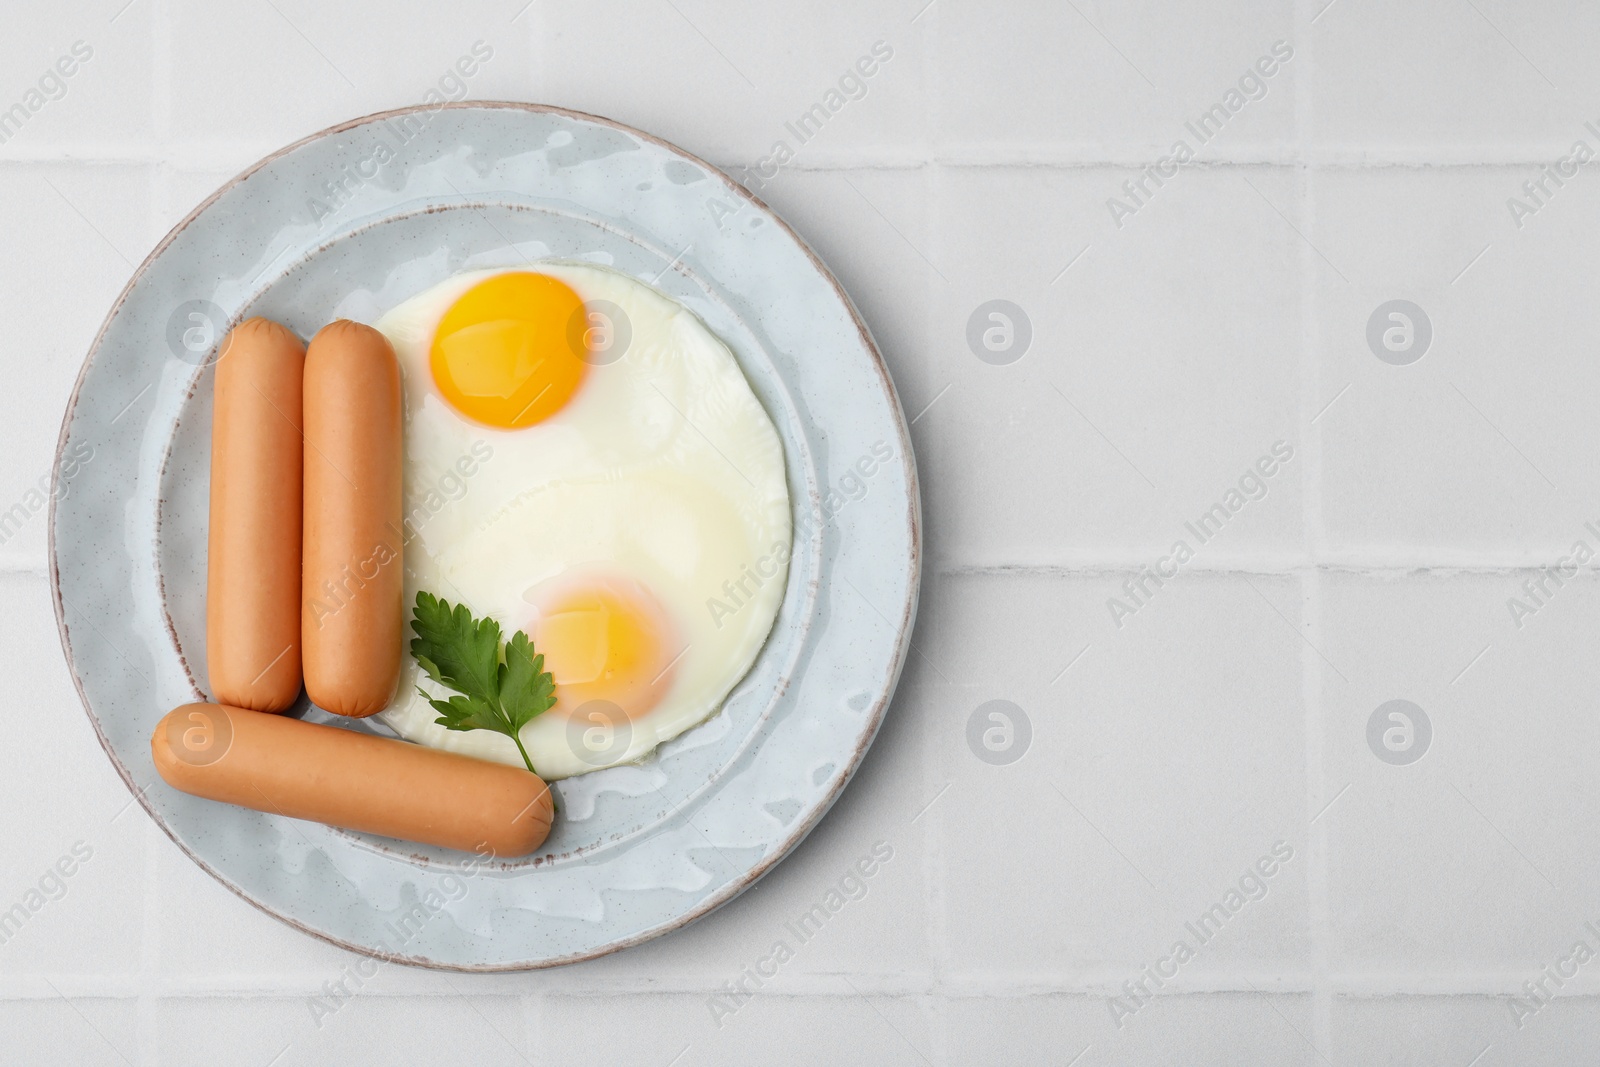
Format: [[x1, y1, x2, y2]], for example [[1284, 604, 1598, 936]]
[[48, 103, 920, 970]]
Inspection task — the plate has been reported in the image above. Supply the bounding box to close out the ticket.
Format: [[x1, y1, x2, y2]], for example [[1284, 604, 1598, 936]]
[[49, 102, 920, 970]]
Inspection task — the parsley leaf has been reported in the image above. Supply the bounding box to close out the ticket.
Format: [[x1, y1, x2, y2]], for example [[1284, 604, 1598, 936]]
[[409, 591, 555, 776]]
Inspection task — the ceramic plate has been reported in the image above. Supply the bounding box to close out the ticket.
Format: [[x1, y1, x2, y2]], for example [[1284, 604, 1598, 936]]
[[49, 102, 919, 970]]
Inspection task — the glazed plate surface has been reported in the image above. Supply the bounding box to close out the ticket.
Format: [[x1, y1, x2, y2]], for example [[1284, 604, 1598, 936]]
[[49, 102, 919, 969]]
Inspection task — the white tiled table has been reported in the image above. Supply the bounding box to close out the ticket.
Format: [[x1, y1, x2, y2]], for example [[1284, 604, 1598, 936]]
[[4, 1, 1598, 1063]]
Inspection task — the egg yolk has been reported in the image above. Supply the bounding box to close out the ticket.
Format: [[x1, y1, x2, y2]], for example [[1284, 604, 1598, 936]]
[[430, 272, 589, 428], [531, 578, 678, 723]]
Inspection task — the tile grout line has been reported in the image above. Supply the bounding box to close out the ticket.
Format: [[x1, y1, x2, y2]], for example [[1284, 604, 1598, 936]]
[[929, 555, 1600, 574], [923, 7, 951, 1050], [522, 992, 542, 1067], [912, 573, 945, 1060], [520, 11, 544, 1061], [18, 554, 1600, 581], [16, 972, 1600, 999], [5, 146, 1599, 171], [1296, 4, 1336, 1059], [137, 2, 170, 1063], [137, 820, 162, 1067]]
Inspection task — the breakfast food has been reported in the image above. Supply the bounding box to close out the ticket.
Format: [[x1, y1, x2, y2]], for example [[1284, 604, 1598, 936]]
[[206, 318, 305, 712], [152, 703, 553, 855], [373, 264, 792, 779], [301, 320, 404, 717], [167, 260, 790, 855]]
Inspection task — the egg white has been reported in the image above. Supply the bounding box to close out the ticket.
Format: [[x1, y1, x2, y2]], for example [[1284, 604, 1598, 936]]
[[374, 263, 791, 780]]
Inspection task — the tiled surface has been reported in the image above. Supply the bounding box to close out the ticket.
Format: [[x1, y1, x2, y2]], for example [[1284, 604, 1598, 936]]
[[5, 0, 1600, 1063]]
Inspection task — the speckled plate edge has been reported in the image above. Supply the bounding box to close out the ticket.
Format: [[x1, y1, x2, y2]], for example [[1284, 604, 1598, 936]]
[[48, 101, 921, 970]]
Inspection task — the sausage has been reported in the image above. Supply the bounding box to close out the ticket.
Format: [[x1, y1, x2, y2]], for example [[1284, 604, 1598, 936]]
[[152, 703, 553, 856], [207, 318, 305, 713], [302, 320, 403, 717]]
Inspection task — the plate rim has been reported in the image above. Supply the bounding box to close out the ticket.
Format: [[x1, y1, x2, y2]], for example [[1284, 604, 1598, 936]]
[[47, 100, 922, 970]]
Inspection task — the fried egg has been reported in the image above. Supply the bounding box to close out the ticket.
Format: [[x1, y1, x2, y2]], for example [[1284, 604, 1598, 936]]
[[373, 263, 790, 780]]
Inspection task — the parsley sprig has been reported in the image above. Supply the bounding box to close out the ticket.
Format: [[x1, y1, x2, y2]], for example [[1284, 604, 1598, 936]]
[[409, 591, 555, 776]]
